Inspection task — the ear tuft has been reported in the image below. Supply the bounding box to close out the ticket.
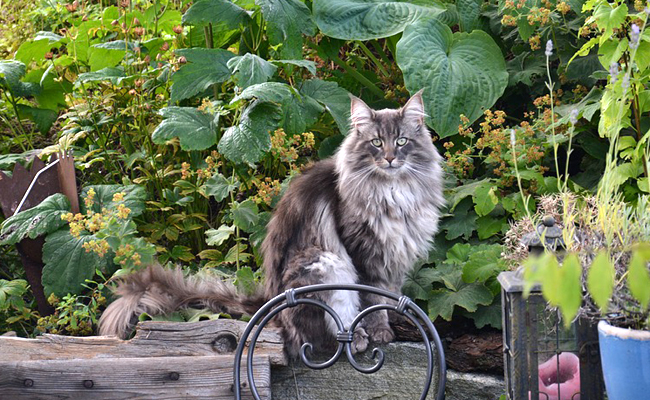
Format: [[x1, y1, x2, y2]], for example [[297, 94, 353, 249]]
[[402, 89, 426, 126], [349, 95, 374, 127]]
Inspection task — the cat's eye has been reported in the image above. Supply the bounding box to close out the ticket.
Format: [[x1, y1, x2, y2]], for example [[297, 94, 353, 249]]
[[371, 138, 383, 147], [396, 137, 408, 146]]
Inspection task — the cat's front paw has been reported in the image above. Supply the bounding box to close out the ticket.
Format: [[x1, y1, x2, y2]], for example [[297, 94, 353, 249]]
[[366, 325, 395, 344], [351, 327, 369, 354]]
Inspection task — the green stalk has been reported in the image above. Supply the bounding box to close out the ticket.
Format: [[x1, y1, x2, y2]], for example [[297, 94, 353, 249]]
[[357, 41, 389, 77], [370, 40, 392, 66]]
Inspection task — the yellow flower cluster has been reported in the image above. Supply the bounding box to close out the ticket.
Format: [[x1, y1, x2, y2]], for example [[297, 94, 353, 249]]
[[270, 129, 316, 164], [115, 243, 142, 266], [253, 177, 282, 206], [82, 239, 111, 257]]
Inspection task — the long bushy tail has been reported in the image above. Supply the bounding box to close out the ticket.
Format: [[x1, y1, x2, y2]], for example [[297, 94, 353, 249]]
[[98, 264, 266, 339]]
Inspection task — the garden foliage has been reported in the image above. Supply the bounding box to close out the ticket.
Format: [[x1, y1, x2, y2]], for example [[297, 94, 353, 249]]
[[0, 0, 643, 335]]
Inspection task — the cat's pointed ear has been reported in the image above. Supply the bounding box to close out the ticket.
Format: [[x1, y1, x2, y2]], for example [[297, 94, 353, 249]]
[[402, 89, 426, 126], [349, 94, 374, 128]]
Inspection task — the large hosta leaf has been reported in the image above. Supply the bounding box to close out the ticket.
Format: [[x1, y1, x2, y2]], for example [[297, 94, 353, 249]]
[[218, 100, 282, 165], [256, 0, 317, 59], [227, 53, 277, 89], [182, 0, 251, 29], [42, 229, 107, 297], [170, 48, 234, 102], [152, 107, 219, 151], [0, 193, 70, 246], [313, 0, 445, 40], [396, 18, 508, 138]]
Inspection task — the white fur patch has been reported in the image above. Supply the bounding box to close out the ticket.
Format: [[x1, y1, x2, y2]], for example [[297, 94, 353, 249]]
[[305, 252, 360, 334]]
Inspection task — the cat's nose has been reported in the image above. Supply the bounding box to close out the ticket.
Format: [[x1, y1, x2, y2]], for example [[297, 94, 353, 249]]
[[385, 155, 395, 164]]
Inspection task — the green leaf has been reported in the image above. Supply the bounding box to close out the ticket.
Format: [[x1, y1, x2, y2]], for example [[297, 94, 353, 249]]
[[82, 185, 146, 218], [256, 0, 316, 59], [170, 245, 195, 262], [555, 253, 583, 327], [402, 265, 440, 300], [206, 224, 236, 246], [170, 48, 234, 102], [476, 216, 506, 239], [396, 18, 508, 138], [218, 100, 282, 164], [152, 107, 218, 151], [223, 243, 251, 264], [445, 243, 472, 265], [88, 45, 127, 72], [271, 59, 317, 75], [0, 194, 70, 246], [0, 279, 28, 308], [232, 81, 294, 104], [75, 67, 127, 85], [15, 105, 58, 134], [15, 32, 65, 65], [457, 0, 482, 32], [313, 0, 445, 40], [628, 245, 650, 309], [473, 184, 498, 216], [593, 2, 628, 40], [441, 198, 477, 240], [0, 60, 26, 93], [182, 0, 251, 29], [300, 79, 351, 135], [42, 229, 107, 297], [587, 250, 614, 312], [33, 69, 71, 110], [202, 173, 240, 202], [235, 266, 258, 295], [462, 245, 504, 283], [227, 53, 277, 89], [427, 283, 493, 320], [231, 199, 259, 232], [318, 134, 344, 159], [465, 302, 502, 329], [447, 179, 493, 210]]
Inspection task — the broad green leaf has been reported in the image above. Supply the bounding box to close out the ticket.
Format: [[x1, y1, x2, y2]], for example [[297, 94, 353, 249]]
[[16, 105, 58, 134], [0, 60, 26, 93], [628, 245, 650, 308], [313, 0, 445, 40], [402, 265, 435, 300], [465, 302, 502, 329], [397, 18, 508, 138], [457, 0, 482, 32], [82, 185, 146, 217], [556, 253, 583, 327], [182, 0, 251, 29], [587, 250, 614, 312], [232, 81, 294, 104], [42, 229, 107, 297], [0, 193, 70, 245], [597, 38, 627, 70], [15, 32, 65, 65], [256, 0, 316, 59], [300, 79, 351, 135], [427, 283, 493, 320], [68, 20, 102, 65], [170, 245, 195, 262], [318, 134, 344, 159], [231, 199, 259, 232], [473, 184, 498, 216], [202, 173, 240, 201], [441, 198, 477, 240], [593, 2, 628, 41], [171, 48, 234, 102], [507, 52, 546, 87], [0, 279, 28, 308], [476, 216, 506, 239], [445, 243, 472, 265], [462, 245, 504, 283], [206, 224, 236, 246], [235, 266, 258, 295], [88, 45, 127, 72], [447, 179, 493, 210], [32, 68, 71, 110], [75, 67, 127, 85], [218, 100, 282, 165], [223, 243, 251, 264], [271, 59, 317, 75], [152, 107, 219, 151], [227, 53, 277, 89]]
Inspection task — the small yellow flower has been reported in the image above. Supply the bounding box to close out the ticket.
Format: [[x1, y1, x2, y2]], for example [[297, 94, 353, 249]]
[[112, 192, 126, 202]]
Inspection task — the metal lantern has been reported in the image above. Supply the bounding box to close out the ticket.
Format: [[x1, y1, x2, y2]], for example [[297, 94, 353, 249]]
[[499, 217, 605, 400]]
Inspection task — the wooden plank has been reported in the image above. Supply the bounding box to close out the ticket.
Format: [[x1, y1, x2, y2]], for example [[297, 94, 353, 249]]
[[0, 355, 270, 400], [0, 319, 286, 366]]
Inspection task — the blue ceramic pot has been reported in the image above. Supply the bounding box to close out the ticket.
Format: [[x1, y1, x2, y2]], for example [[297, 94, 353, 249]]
[[598, 320, 650, 400]]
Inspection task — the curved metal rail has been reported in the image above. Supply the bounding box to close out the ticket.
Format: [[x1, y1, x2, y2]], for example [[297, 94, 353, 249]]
[[232, 283, 446, 400]]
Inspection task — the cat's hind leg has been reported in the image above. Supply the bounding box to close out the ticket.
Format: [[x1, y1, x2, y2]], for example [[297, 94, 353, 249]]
[[279, 250, 369, 356]]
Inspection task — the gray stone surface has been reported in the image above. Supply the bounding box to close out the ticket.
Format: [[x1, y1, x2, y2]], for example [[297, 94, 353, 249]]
[[271, 341, 504, 400]]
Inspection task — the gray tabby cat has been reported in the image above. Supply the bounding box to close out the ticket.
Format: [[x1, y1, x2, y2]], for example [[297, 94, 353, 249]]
[[99, 91, 444, 357]]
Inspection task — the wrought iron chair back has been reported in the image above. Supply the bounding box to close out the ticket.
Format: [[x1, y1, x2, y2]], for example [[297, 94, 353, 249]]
[[233, 283, 446, 400]]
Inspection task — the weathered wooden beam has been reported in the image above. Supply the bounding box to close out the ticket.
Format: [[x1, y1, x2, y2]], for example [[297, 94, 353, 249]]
[[0, 319, 287, 366], [0, 355, 270, 400]]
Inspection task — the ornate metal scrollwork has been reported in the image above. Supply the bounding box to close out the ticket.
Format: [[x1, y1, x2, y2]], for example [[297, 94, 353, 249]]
[[233, 283, 447, 400]]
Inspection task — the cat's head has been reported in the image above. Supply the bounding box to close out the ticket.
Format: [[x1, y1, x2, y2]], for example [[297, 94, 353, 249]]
[[340, 91, 438, 177]]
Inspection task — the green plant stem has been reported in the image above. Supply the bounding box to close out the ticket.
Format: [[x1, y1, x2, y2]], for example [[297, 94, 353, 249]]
[[370, 40, 392, 66], [3, 91, 27, 138], [308, 42, 384, 98], [631, 85, 649, 179], [357, 41, 389, 77], [545, 54, 562, 191], [204, 24, 214, 49]]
